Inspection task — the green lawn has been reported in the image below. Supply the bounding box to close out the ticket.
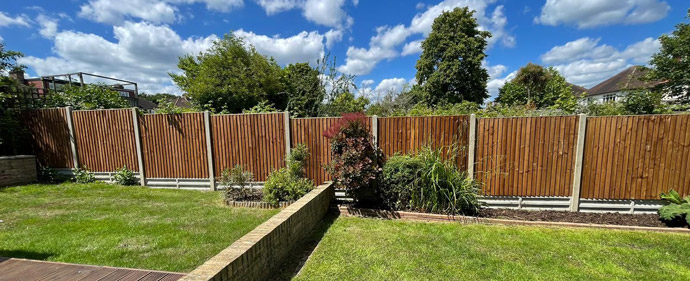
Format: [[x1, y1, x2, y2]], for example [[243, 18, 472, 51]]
[[294, 217, 690, 281], [0, 183, 278, 272]]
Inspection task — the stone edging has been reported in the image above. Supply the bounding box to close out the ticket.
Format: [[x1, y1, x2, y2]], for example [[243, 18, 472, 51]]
[[338, 206, 690, 234], [181, 183, 334, 281], [225, 200, 292, 209]]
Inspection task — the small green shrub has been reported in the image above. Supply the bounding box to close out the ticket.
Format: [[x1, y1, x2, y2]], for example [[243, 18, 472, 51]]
[[263, 168, 313, 206], [287, 143, 309, 177], [658, 189, 690, 227], [219, 165, 255, 200], [263, 144, 314, 206], [73, 166, 95, 184], [37, 166, 67, 183], [380, 155, 424, 210], [113, 165, 138, 186]]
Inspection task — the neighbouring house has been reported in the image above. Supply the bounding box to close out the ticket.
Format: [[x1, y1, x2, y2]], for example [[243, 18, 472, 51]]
[[137, 97, 157, 112], [8, 70, 146, 109], [171, 96, 192, 109], [584, 66, 662, 104]]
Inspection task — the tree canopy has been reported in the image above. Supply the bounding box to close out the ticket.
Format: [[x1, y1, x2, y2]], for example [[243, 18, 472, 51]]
[[496, 64, 577, 112], [415, 7, 491, 105], [648, 9, 690, 104], [283, 63, 325, 117], [170, 34, 286, 113]]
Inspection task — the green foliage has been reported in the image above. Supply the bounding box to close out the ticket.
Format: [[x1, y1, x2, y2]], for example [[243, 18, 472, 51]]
[[0, 44, 33, 155], [497, 64, 578, 112], [0, 43, 24, 73], [49, 84, 129, 110], [648, 9, 690, 104], [658, 189, 690, 226], [154, 99, 197, 114], [283, 63, 325, 117], [138, 93, 176, 105], [415, 7, 491, 105], [366, 86, 421, 116], [113, 165, 138, 186], [73, 167, 95, 184], [287, 143, 309, 177], [621, 90, 671, 115], [170, 34, 286, 113], [580, 101, 627, 116], [380, 155, 424, 210], [242, 100, 279, 114], [263, 144, 313, 206], [415, 146, 481, 215], [37, 166, 68, 184], [324, 113, 383, 203], [263, 168, 313, 206], [406, 101, 480, 116], [322, 92, 369, 117], [219, 165, 254, 200]]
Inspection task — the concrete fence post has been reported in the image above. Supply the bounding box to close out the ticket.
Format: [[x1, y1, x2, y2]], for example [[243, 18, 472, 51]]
[[569, 114, 588, 212], [467, 114, 477, 180], [204, 111, 216, 191], [371, 115, 378, 148], [131, 108, 146, 186], [284, 111, 291, 159], [65, 106, 79, 169]]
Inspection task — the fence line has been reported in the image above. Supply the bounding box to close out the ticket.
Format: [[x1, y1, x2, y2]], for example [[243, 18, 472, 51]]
[[17, 109, 690, 202]]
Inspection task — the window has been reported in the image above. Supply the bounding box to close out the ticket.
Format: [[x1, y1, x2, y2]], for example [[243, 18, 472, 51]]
[[603, 94, 616, 102]]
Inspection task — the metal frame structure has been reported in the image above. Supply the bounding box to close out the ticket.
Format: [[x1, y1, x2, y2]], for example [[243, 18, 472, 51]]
[[39, 72, 139, 106]]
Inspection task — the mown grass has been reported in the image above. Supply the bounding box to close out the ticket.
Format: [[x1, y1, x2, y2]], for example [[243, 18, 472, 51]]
[[0, 183, 278, 272], [294, 217, 690, 281]]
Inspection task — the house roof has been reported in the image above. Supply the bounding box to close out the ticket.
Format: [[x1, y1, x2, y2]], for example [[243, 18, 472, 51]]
[[137, 97, 157, 110], [569, 83, 588, 97], [587, 66, 658, 96], [173, 97, 192, 108]]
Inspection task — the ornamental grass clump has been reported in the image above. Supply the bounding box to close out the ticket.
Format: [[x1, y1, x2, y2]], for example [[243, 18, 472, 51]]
[[324, 112, 383, 204], [380, 145, 481, 215]]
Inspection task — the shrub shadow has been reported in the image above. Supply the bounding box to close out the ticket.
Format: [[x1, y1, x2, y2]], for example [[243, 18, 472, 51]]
[[0, 249, 54, 260]]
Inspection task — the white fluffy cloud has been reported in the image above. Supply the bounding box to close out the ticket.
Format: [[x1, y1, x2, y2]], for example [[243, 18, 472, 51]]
[[535, 0, 669, 28], [483, 62, 511, 99], [36, 15, 58, 38], [19, 21, 218, 94], [79, 0, 244, 24], [255, 0, 352, 28], [338, 0, 515, 75], [357, 77, 411, 101], [233, 29, 325, 65], [0, 12, 30, 27], [324, 28, 343, 49], [542, 37, 661, 87]]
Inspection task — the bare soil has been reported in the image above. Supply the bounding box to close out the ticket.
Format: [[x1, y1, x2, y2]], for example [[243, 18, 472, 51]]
[[477, 208, 681, 228], [224, 188, 263, 201]]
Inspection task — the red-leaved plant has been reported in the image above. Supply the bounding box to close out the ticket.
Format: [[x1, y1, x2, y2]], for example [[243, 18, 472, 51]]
[[324, 112, 384, 203]]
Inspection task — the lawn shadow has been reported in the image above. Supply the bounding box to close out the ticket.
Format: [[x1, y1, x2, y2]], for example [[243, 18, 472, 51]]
[[268, 207, 340, 281], [0, 249, 54, 260]]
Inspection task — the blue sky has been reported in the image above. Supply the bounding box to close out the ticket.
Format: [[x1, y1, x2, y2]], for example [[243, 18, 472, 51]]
[[0, 0, 688, 101]]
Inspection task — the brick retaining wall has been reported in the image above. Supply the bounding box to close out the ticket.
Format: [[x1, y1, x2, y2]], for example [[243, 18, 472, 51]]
[[181, 183, 334, 281], [0, 155, 37, 187]]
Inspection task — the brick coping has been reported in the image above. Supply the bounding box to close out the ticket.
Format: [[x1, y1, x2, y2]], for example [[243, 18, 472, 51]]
[[225, 200, 292, 209], [339, 206, 690, 234], [0, 155, 36, 160]]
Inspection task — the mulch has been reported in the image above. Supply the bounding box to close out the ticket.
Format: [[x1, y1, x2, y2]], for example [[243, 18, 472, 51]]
[[477, 208, 677, 228]]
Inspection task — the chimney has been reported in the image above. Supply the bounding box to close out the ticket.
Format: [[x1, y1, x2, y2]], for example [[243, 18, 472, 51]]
[[9, 69, 26, 85]]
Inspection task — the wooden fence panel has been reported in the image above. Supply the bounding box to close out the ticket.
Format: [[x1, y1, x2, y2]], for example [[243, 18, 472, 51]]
[[20, 108, 73, 168], [475, 116, 578, 197], [581, 115, 690, 200], [139, 113, 208, 178], [290, 117, 371, 185], [211, 113, 286, 181], [378, 116, 470, 171], [72, 109, 139, 172]]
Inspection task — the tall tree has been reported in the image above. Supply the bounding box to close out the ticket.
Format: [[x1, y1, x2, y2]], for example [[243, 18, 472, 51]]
[[170, 34, 286, 113], [648, 9, 690, 104], [283, 63, 325, 117], [322, 92, 369, 117], [496, 64, 577, 112], [415, 7, 491, 105]]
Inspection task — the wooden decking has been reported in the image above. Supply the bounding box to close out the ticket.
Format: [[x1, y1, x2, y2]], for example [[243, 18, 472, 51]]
[[0, 257, 185, 281]]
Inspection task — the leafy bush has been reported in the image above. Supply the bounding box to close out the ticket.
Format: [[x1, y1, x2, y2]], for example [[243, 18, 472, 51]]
[[113, 165, 138, 186], [219, 165, 255, 200], [263, 168, 313, 206], [380, 146, 481, 215], [73, 166, 95, 184], [38, 166, 67, 183], [380, 155, 424, 210], [263, 144, 314, 206], [324, 112, 383, 203], [49, 84, 129, 110], [658, 189, 690, 227]]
